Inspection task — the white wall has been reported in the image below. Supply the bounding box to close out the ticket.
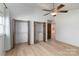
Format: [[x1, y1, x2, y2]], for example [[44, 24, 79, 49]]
[[30, 21, 34, 44], [55, 9, 79, 47], [4, 9, 11, 51], [10, 17, 14, 49], [0, 4, 4, 14]]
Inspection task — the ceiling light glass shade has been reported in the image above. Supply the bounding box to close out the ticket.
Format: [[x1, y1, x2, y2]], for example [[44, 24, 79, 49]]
[[51, 12, 57, 15]]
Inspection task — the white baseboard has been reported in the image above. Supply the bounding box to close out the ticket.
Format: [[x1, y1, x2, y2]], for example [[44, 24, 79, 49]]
[[56, 39, 79, 48]]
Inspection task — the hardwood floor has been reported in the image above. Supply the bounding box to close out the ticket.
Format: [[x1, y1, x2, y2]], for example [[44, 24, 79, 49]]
[[5, 40, 79, 56]]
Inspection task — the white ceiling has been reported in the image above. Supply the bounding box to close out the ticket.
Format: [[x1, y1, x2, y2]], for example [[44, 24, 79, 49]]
[[6, 3, 53, 20], [6, 3, 79, 20]]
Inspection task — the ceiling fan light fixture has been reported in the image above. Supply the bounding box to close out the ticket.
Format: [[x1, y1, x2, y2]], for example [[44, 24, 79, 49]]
[[51, 12, 57, 16]]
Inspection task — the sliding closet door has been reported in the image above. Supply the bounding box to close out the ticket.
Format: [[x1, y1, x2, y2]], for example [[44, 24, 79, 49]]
[[15, 21, 28, 44]]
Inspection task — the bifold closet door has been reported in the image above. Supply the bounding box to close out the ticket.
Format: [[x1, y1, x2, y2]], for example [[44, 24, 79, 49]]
[[15, 21, 28, 44]]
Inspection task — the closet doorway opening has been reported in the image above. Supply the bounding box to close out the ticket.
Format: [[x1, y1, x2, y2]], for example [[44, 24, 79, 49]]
[[13, 20, 30, 48], [34, 22, 46, 44]]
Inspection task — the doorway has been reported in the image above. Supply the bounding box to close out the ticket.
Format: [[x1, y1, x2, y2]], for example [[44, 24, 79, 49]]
[[47, 23, 51, 40], [13, 20, 30, 48], [15, 20, 28, 44], [34, 22, 46, 44]]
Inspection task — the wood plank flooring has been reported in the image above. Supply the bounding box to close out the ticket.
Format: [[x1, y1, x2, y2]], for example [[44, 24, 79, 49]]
[[5, 40, 79, 56]]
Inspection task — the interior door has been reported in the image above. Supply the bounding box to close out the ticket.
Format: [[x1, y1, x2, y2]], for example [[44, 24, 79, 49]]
[[15, 21, 28, 44], [47, 23, 51, 39]]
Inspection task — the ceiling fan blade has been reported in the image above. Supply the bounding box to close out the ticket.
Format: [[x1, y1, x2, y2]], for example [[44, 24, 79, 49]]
[[42, 9, 51, 11], [59, 10, 68, 13], [57, 4, 65, 10], [53, 15, 56, 16], [43, 13, 50, 16]]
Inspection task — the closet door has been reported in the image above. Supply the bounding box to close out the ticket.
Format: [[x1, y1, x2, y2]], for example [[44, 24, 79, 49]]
[[15, 21, 28, 44]]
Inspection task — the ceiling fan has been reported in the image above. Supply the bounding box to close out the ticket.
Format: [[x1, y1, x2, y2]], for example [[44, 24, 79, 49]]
[[42, 4, 68, 16]]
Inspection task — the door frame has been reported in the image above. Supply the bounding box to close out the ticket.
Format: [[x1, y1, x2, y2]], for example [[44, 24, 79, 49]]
[[34, 22, 46, 44], [13, 20, 30, 48]]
